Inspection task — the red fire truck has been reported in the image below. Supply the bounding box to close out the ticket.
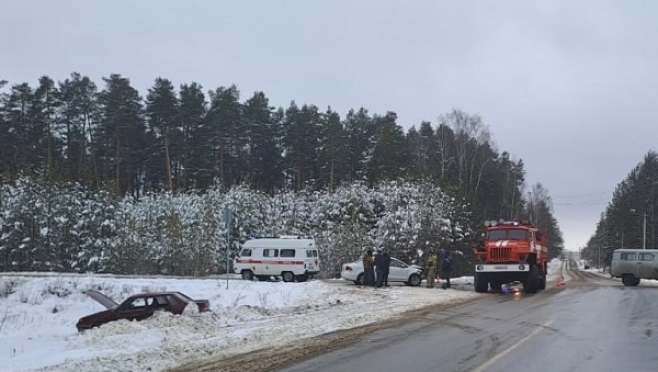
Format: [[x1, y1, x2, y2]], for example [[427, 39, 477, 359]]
[[474, 220, 548, 293]]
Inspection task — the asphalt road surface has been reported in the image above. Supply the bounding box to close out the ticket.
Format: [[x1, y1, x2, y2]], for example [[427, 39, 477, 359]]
[[277, 264, 657, 372], [170, 263, 658, 372]]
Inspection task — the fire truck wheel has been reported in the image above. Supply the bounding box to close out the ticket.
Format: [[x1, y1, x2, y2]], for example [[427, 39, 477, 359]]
[[282, 271, 295, 282], [489, 281, 502, 291], [539, 271, 547, 290], [474, 273, 488, 293], [241, 270, 254, 281], [525, 266, 540, 293]]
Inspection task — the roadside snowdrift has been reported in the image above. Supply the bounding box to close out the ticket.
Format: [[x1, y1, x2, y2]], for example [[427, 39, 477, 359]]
[[1, 274, 480, 372]]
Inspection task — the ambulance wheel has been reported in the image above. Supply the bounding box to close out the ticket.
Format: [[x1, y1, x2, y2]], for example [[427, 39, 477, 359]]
[[355, 273, 365, 285], [282, 271, 295, 282], [241, 270, 254, 281], [296, 274, 309, 282]]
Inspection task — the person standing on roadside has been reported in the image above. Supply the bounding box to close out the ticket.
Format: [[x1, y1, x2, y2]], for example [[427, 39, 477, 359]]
[[362, 249, 375, 287], [426, 249, 437, 288], [375, 249, 385, 288], [441, 250, 454, 289], [381, 249, 391, 287]]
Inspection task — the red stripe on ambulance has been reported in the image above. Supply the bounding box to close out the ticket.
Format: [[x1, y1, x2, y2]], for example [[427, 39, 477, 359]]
[[235, 259, 304, 265]]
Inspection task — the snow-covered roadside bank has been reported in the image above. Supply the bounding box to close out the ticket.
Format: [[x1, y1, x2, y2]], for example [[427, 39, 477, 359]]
[[0, 275, 480, 372]]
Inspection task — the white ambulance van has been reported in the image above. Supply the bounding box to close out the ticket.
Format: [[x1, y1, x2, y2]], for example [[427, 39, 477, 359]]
[[234, 237, 320, 282]]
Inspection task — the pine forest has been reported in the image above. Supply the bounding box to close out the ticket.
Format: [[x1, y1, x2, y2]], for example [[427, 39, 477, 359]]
[[0, 74, 566, 276]]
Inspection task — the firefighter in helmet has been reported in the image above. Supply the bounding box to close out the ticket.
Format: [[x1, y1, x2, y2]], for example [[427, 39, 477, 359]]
[[426, 249, 438, 288]]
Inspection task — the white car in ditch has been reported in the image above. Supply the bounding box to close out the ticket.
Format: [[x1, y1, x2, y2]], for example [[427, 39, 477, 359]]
[[340, 257, 423, 286]]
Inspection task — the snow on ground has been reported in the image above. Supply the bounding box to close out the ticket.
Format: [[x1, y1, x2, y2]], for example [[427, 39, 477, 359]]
[[1, 259, 564, 372]]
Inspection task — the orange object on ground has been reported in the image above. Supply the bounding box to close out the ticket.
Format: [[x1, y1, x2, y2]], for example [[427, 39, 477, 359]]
[[556, 274, 566, 288]]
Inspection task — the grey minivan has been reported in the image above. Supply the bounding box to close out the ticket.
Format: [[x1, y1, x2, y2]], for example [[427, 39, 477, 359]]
[[610, 249, 658, 286]]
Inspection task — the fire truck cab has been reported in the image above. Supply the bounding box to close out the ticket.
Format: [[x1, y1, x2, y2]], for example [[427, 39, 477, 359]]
[[474, 220, 548, 293]]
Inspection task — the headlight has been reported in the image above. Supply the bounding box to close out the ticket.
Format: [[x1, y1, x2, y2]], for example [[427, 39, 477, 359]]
[[518, 264, 525, 270], [477, 265, 484, 271]]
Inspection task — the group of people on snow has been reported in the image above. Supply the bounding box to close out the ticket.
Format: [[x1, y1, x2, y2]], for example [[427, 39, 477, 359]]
[[361, 247, 453, 289], [361, 248, 391, 288]]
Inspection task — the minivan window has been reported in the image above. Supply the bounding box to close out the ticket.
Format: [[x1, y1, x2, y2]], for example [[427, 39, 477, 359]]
[[280, 249, 295, 257], [639, 252, 655, 261], [263, 249, 279, 257], [621, 252, 637, 260]]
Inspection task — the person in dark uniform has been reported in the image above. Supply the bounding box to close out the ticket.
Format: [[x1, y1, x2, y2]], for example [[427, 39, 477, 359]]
[[375, 249, 385, 288], [441, 251, 454, 289], [381, 250, 391, 287]]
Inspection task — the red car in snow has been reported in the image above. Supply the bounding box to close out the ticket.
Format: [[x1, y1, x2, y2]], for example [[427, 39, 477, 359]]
[[76, 290, 210, 331]]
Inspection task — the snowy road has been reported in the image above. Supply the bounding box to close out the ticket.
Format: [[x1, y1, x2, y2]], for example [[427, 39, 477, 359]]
[[277, 265, 658, 372]]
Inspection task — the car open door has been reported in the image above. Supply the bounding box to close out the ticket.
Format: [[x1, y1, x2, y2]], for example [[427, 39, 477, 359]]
[[84, 290, 119, 309]]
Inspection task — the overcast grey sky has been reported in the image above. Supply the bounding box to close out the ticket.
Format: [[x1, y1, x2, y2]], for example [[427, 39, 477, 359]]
[[2, 0, 658, 250]]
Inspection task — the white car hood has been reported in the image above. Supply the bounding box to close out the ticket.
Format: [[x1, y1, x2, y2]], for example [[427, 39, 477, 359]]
[[84, 290, 119, 309]]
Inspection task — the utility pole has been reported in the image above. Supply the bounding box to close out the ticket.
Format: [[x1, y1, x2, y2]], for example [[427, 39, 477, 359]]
[[642, 211, 647, 249], [631, 208, 647, 249]]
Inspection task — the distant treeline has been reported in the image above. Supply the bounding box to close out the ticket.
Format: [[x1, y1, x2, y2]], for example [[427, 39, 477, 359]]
[[584, 151, 658, 267]]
